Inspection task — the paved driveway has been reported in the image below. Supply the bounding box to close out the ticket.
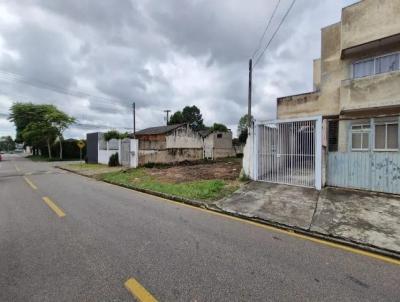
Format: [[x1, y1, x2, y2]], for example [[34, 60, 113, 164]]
[[216, 181, 400, 253]]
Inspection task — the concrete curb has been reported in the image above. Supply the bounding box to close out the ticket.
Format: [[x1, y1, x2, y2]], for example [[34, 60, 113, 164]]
[[57, 166, 400, 261]]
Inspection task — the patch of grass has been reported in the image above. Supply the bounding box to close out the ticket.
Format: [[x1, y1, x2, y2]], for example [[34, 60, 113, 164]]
[[101, 168, 239, 201], [27, 155, 78, 162], [67, 163, 106, 170]]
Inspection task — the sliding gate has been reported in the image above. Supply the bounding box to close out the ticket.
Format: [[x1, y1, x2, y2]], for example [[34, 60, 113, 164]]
[[255, 117, 322, 189]]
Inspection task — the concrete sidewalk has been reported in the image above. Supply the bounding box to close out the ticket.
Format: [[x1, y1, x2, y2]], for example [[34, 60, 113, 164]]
[[215, 182, 400, 254]]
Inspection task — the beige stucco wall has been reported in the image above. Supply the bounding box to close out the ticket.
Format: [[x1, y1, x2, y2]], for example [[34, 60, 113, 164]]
[[338, 120, 350, 152], [277, 92, 321, 119], [278, 0, 400, 121], [340, 71, 400, 112], [212, 131, 233, 149], [313, 59, 321, 90], [138, 149, 203, 165], [341, 0, 400, 50], [277, 23, 344, 119], [166, 127, 203, 149], [318, 23, 347, 115]]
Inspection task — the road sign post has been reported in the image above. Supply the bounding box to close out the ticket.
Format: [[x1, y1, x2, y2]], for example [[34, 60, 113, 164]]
[[76, 140, 85, 162]]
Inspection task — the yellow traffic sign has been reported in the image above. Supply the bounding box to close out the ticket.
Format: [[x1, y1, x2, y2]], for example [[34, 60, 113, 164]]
[[76, 140, 85, 149]]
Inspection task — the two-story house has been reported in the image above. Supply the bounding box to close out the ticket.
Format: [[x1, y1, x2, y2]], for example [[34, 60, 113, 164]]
[[249, 0, 400, 194]]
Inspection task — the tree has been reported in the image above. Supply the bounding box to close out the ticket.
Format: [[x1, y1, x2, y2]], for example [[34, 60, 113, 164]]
[[169, 111, 184, 125], [21, 120, 57, 158], [0, 136, 15, 152], [210, 123, 228, 132], [103, 130, 128, 141], [46, 109, 75, 160], [169, 105, 205, 131], [238, 128, 248, 143], [9, 103, 48, 143], [9, 103, 75, 159], [237, 114, 253, 143]]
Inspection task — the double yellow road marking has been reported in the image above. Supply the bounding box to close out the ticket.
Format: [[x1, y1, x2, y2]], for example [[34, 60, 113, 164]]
[[125, 278, 158, 302]]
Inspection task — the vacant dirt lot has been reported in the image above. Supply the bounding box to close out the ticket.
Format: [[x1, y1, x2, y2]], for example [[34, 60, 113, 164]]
[[147, 158, 242, 183]]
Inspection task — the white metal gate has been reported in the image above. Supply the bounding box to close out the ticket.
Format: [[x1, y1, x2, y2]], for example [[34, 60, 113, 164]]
[[254, 117, 322, 189]]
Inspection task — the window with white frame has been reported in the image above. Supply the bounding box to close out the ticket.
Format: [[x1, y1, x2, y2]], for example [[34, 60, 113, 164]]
[[353, 59, 375, 78], [353, 52, 400, 79], [374, 122, 399, 150], [376, 54, 399, 74], [351, 124, 370, 151]]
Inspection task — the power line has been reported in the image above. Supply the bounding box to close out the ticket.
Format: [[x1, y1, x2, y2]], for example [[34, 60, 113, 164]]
[[0, 110, 130, 130], [0, 69, 123, 105], [251, 0, 281, 59], [253, 0, 297, 68]]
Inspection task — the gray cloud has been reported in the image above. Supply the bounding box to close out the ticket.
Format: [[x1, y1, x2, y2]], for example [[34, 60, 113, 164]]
[[0, 0, 358, 138]]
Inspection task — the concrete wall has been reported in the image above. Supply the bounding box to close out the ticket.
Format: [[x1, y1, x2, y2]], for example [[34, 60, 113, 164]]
[[340, 71, 400, 112], [212, 131, 233, 149], [242, 128, 255, 178], [277, 23, 344, 119], [313, 58, 321, 91], [277, 92, 321, 119], [341, 0, 400, 50], [213, 148, 236, 159], [318, 23, 347, 114], [137, 134, 166, 150], [338, 120, 350, 152], [129, 139, 139, 168], [166, 126, 203, 149], [139, 148, 203, 165], [86, 132, 99, 164], [278, 2, 400, 121], [98, 142, 121, 165]]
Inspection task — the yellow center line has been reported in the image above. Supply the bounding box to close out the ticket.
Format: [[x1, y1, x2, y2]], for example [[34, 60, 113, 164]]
[[103, 181, 400, 266], [23, 176, 37, 190], [42, 196, 66, 218], [124, 278, 158, 302], [14, 164, 20, 172]]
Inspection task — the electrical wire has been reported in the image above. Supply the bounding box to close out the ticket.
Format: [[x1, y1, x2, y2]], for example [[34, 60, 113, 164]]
[[251, 0, 281, 59], [253, 0, 297, 68], [0, 69, 123, 105]]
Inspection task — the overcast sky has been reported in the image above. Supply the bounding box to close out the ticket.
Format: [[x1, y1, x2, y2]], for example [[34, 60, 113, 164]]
[[0, 0, 357, 139]]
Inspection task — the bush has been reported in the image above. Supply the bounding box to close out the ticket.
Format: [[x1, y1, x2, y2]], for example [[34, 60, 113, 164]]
[[103, 130, 128, 141], [108, 153, 120, 167]]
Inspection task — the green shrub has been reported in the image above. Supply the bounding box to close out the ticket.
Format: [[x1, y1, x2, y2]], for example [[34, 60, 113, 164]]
[[108, 153, 120, 167]]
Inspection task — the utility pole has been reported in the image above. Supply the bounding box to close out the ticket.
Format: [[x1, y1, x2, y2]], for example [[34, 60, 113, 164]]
[[132, 102, 136, 137], [247, 58, 253, 127], [164, 110, 171, 125]]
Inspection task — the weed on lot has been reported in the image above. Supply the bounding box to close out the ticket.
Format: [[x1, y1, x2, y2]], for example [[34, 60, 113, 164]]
[[101, 167, 240, 201]]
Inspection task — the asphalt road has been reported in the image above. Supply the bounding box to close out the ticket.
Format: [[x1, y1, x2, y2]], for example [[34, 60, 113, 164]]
[[0, 154, 399, 301]]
